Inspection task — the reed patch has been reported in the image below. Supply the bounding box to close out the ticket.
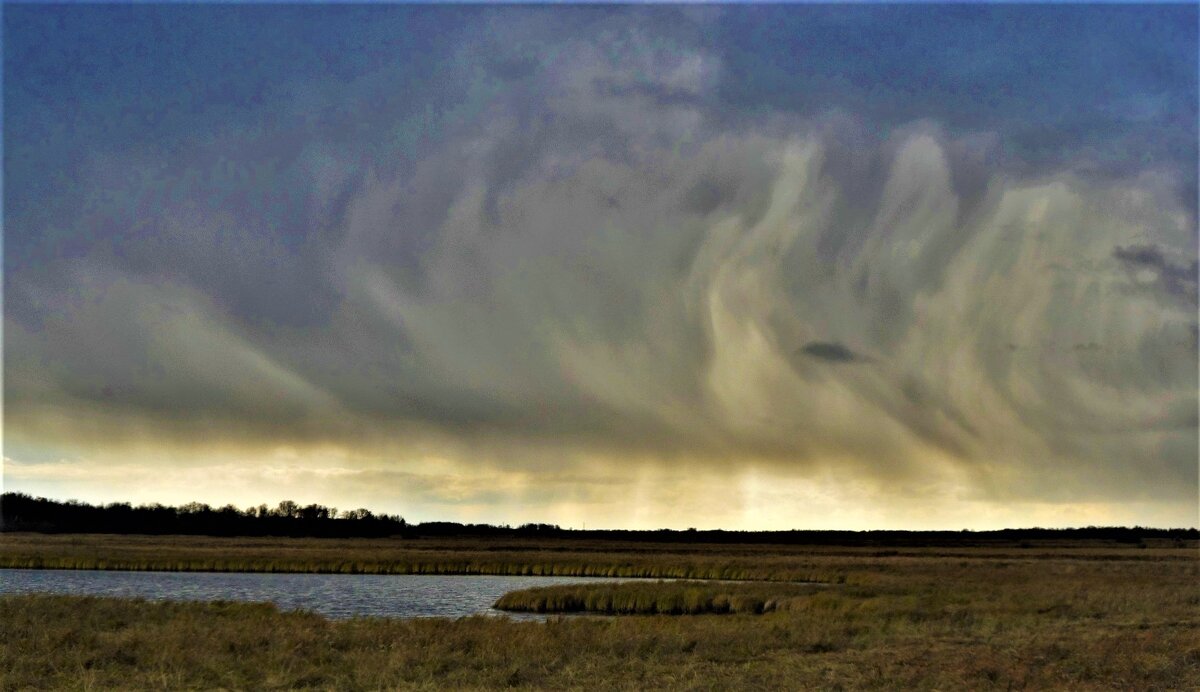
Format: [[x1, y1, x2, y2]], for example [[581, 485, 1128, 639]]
[[494, 580, 824, 615]]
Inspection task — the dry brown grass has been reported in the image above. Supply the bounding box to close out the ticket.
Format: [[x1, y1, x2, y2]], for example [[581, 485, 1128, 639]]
[[1, 538, 1197, 690], [494, 580, 825, 614], [1, 533, 1192, 584]]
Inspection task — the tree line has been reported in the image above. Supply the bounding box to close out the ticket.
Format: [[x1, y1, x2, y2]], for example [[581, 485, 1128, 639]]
[[0, 493, 408, 538], [1, 492, 1195, 544]]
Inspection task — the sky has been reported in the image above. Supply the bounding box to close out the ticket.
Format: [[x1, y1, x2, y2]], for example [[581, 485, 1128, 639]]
[[3, 5, 1197, 530]]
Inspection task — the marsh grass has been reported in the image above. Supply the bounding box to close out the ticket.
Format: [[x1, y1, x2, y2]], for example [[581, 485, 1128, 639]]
[[1, 533, 1191, 585], [0, 534, 856, 583], [494, 580, 825, 614], [1, 539, 1197, 689]]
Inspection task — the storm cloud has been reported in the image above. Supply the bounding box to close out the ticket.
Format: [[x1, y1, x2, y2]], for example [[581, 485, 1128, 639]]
[[4, 5, 1197, 527]]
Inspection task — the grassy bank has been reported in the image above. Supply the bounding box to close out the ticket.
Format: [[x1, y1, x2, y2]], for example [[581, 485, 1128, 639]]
[[494, 580, 825, 615], [2, 533, 1193, 585], [4, 546, 1198, 690], [0, 534, 846, 583]]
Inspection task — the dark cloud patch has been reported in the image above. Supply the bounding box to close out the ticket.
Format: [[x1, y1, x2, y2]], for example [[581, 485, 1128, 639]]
[[1114, 243, 1199, 306], [799, 342, 866, 364], [1115, 243, 1169, 268]]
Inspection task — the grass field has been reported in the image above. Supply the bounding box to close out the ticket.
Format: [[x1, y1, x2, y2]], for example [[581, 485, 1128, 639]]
[[1, 534, 1198, 689]]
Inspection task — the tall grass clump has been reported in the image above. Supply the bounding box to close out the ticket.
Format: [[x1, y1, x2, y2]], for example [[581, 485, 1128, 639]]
[[494, 580, 824, 614]]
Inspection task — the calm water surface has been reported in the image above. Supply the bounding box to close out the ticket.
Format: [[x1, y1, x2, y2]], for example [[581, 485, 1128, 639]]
[[0, 569, 635, 619]]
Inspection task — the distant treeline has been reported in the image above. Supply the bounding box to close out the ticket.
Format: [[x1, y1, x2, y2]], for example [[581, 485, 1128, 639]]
[[1, 494, 409, 538], [2, 493, 1196, 544]]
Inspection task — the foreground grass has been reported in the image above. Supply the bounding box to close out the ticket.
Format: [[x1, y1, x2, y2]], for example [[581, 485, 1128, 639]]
[[3, 552, 1198, 690], [495, 580, 826, 614]]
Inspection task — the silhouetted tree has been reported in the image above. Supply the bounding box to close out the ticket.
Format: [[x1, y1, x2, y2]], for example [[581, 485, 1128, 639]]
[[0, 493, 408, 538]]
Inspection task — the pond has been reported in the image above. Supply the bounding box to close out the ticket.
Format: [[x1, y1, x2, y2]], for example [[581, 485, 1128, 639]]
[[0, 568, 637, 619]]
